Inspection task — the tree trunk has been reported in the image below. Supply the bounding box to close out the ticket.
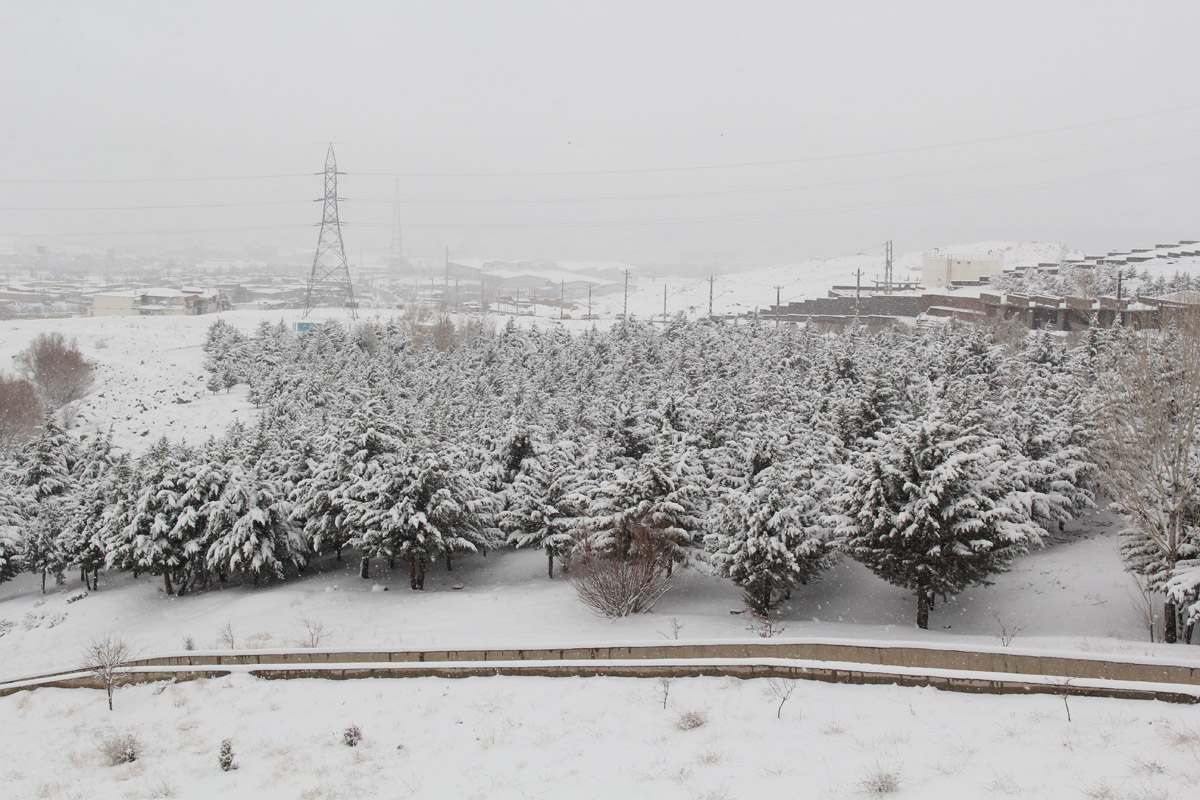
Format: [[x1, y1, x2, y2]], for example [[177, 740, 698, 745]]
[[92, 569, 99, 591], [409, 556, 418, 590], [360, 556, 370, 580], [107, 684, 114, 711], [163, 570, 173, 595], [547, 550, 555, 579], [1165, 600, 1178, 644], [80, 566, 86, 585], [1184, 617, 1196, 645], [446, 554, 453, 572], [389, 555, 395, 569], [41, 569, 46, 594], [416, 558, 426, 590], [916, 590, 930, 630]]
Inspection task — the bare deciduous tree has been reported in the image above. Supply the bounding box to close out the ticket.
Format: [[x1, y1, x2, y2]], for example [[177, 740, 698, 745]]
[[15, 332, 94, 418], [569, 524, 676, 617], [81, 633, 135, 711], [0, 371, 43, 454], [1093, 314, 1200, 643]]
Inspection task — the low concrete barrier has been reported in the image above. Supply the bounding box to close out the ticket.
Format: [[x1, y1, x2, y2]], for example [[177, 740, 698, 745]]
[[4, 641, 1197, 703]]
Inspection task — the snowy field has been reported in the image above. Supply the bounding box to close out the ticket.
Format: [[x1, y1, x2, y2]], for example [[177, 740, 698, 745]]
[[7, 671, 1200, 800]]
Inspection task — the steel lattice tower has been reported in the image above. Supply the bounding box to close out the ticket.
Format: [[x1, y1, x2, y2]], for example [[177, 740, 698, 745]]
[[389, 178, 404, 273], [303, 144, 357, 318]]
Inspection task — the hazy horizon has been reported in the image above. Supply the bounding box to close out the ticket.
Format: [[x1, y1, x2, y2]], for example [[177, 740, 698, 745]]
[[3, 1, 1199, 266]]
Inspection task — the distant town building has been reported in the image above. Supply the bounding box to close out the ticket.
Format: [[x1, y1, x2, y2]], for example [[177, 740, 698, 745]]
[[921, 250, 1005, 287], [91, 287, 224, 316]]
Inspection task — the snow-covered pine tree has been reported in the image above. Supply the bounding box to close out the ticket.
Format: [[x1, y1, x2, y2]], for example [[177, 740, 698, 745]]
[[832, 411, 1043, 629], [291, 394, 406, 578], [0, 468, 24, 584], [706, 444, 838, 615], [583, 444, 708, 570], [500, 440, 587, 578], [203, 458, 305, 584], [111, 438, 197, 595]]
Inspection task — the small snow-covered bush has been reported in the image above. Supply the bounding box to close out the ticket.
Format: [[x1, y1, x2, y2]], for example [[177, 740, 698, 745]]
[[342, 725, 363, 747], [218, 739, 238, 771], [100, 731, 141, 765], [676, 710, 708, 731]]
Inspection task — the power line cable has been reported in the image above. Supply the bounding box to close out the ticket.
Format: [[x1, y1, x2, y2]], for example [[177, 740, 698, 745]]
[[349, 105, 1200, 178]]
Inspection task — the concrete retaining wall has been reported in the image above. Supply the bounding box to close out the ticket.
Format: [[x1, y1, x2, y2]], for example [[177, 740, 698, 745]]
[[127, 642, 1200, 686]]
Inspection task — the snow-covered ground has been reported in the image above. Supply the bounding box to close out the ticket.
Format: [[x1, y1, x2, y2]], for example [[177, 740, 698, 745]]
[[6, 670, 1199, 800], [4, 250, 1200, 799], [0, 511, 1180, 684], [0, 311, 277, 455]]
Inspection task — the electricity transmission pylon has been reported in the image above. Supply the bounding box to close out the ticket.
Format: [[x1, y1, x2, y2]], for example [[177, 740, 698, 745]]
[[389, 178, 404, 273], [303, 144, 357, 319]]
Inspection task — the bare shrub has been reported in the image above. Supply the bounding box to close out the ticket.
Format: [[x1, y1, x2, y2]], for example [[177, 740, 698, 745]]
[[342, 725, 363, 747], [81, 634, 135, 711], [1128, 572, 1161, 643], [0, 371, 43, 454], [569, 525, 675, 617], [992, 613, 1025, 647], [746, 605, 786, 638], [182, 636, 195, 651], [217, 620, 236, 649], [675, 710, 708, 731], [99, 731, 141, 765], [657, 677, 672, 709], [14, 332, 94, 413], [859, 761, 902, 794], [766, 678, 798, 719], [296, 614, 330, 647]]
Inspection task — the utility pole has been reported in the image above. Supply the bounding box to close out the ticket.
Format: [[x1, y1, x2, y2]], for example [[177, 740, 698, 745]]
[[560, 279, 565, 320], [623, 269, 630, 319], [708, 274, 714, 319], [663, 285, 667, 325], [588, 284, 593, 320], [1117, 271, 1124, 326], [443, 247, 450, 313], [855, 269, 862, 317], [773, 285, 782, 328], [885, 240, 893, 294], [454, 278, 460, 313]]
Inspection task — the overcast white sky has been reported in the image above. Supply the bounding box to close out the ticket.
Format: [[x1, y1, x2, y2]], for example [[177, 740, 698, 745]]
[[2, 1, 1199, 266]]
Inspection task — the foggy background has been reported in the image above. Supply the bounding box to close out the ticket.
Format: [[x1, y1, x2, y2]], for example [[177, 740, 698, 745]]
[[2, 0, 1198, 266]]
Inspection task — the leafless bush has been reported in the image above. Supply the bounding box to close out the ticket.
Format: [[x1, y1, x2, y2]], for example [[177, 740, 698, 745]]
[[81, 634, 135, 711], [657, 677, 672, 709], [858, 761, 902, 794], [217, 620, 236, 649], [1048, 677, 1075, 722], [992, 613, 1025, 647], [0, 371, 43, 454], [675, 710, 708, 731], [342, 725, 363, 747], [746, 604, 786, 638], [1128, 572, 1161, 643], [99, 731, 141, 765], [296, 614, 330, 647], [766, 678, 798, 719], [658, 617, 684, 640], [14, 332, 94, 413], [569, 527, 676, 617]]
